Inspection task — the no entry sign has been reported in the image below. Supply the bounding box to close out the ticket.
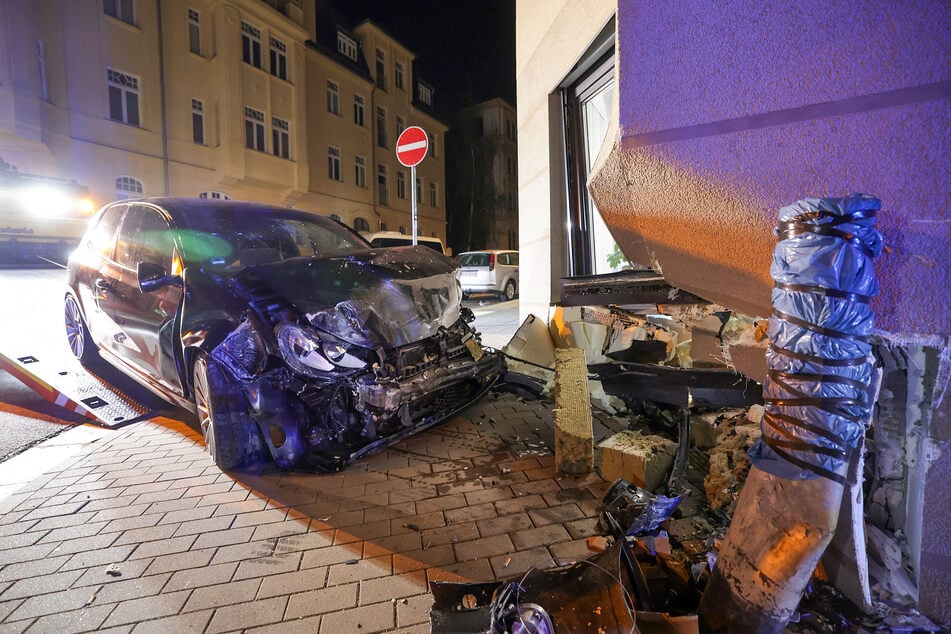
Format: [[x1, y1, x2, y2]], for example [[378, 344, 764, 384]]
[[396, 126, 429, 167]]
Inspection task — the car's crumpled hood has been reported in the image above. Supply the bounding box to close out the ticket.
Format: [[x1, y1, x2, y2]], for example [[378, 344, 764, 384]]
[[239, 247, 461, 348]]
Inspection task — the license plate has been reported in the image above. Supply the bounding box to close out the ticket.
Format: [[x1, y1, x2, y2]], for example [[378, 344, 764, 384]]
[[462, 270, 476, 277], [464, 338, 484, 361]]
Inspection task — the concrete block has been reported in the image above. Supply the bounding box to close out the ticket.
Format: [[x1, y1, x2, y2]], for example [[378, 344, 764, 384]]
[[553, 348, 593, 474], [597, 431, 678, 491], [568, 320, 609, 363]]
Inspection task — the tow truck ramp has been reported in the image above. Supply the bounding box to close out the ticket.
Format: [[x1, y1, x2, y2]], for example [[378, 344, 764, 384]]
[[0, 344, 163, 428]]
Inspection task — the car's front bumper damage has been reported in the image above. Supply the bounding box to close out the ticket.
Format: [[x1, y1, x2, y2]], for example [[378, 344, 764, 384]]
[[213, 317, 504, 471]]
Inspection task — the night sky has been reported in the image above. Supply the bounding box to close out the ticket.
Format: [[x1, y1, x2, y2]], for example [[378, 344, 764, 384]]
[[328, 0, 516, 116]]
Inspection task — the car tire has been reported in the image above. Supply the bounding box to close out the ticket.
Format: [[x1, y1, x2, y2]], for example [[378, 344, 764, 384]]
[[192, 351, 263, 470], [64, 294, 99, 364], [502, 279, 517, 301]]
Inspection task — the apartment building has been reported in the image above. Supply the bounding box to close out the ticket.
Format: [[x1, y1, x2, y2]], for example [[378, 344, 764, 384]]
[[0, 0, 447, 240], [447, 97, 518, 251]]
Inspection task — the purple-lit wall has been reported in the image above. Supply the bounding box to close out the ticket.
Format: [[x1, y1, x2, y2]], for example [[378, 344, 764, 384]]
[[588, 0, 950, 623], [596, 0, 949, 335]]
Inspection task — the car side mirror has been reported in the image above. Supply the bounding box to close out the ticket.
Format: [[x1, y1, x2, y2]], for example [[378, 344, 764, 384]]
[[137, 261, 183, 293]]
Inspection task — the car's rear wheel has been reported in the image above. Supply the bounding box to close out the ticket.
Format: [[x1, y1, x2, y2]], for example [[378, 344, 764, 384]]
[[502, 279, 517, 301], [192, 351, 263, 470], [64, 294, 98, 364]]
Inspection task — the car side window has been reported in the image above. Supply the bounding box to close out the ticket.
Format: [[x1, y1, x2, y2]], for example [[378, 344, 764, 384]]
[[116, 205, 173, 272], [499, 253, 510, 266], [510, 253, 518, 266], [87, 204, 126, 259]]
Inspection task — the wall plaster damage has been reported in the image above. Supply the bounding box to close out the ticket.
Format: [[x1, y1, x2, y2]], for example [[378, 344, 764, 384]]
[[539, 128, 949, 628]]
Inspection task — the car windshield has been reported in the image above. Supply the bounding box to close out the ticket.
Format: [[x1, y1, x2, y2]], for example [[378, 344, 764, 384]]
[[458, 253, 490, 267], [175, 204, 368, 271]]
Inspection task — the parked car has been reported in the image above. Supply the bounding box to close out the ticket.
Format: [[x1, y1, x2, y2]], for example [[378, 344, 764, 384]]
[[64, 198, 504, 471], [457, 250, 519, 301], [364, 231, 449, 256]]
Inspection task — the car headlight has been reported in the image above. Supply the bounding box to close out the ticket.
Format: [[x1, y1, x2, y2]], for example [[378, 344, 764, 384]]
[[275, 323, 367, 376]]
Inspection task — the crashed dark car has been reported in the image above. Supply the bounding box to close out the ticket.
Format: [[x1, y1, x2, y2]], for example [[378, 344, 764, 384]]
[[64, 197, 504, 470]]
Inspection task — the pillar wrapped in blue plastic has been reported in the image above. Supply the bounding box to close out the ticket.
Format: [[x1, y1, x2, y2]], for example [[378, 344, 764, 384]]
[[749, 194, 883, 483]]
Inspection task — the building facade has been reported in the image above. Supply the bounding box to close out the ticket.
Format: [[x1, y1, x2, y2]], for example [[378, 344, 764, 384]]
[[447, 97, 518, 253], [0, 0, 447, 240], [516, 0, 949, 624]]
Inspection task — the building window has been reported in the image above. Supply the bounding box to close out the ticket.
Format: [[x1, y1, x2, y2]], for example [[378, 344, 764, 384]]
[[188, 8, 201, 55], [395, 61, 404, 90], [191, 98, 204, 144], [505, 119, 516, 141], [376, 107, 387, 148], [327, 81, 340, 115], [354, 217, 370, 232], [269, 37, 287, 80], [355, 156, 366, 188], [429, 135, 437, 158], [115, 176, 143, 199], [379, 221, 388, 231], [508, 229, 517, 250], [397, 171, 406, 199], [377, 164, 388, 205], [353, 94, 365, 126], [415, 176, 422, 203], [199, 191, 231, 200], [337, 32, 357, 61], [330, 213, 342, 222], [272, 117, 289, 159], [506, 155, 515, 176], [430, 182, 437, 207], [244, 106, 265, 151], [375, 49, 386, 90], [328, 146, 341, 181], [107, 68, 140, 126], [241, 22, 262, 69], [398, 225, 407, 235], [396, 115, 405, 136], [417, 84, 432, 106], [103, 0, 134, 25]]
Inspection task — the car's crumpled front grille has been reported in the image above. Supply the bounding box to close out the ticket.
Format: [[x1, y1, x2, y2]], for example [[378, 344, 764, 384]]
[[380, 321, 475, 380]]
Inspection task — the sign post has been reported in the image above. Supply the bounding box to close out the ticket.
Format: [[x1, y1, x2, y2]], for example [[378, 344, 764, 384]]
[[395, 126, 429, 245]]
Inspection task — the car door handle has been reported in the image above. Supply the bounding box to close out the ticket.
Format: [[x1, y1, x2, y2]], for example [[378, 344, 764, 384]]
[[95, 278, 112, 291]]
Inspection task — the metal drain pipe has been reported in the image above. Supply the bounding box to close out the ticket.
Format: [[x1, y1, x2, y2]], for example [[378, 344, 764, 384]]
[[699, 194, 883, 632]]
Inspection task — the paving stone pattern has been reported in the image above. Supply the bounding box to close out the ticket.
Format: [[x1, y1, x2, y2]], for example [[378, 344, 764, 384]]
[[0, 393, 626, 633]]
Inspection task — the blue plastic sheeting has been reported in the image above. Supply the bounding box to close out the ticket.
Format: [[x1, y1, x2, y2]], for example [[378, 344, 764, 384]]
[[749, 194, 883, 483]]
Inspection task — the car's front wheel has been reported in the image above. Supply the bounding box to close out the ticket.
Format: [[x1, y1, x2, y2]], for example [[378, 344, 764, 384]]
[[192, 351, 264, 470], [64, 294, 98, 364]]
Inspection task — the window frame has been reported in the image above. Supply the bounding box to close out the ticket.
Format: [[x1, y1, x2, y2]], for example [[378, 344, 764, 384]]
[[327, 80, 340, 116], [355, 155, 366, 188], [115, 175, 143, 200], [191, 98, 204, 144], [272, 116, 290, 159], [353, 94, 365, 126], [269, 36, 288, 80], [328, 146, 342, 181], [337, 32, 357, 61], [103, 0, 135, 26], [107, 68, 140, 126], [377, 164, 388, 205], [244, 105, 266, 152], [188, 7, 201, 55], [241, 21, 263, 69]]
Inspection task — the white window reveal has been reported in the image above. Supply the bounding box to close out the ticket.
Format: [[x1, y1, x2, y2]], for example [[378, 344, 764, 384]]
[[241, 21, 262, 69], [272, 116, 289, 159], [269, 36, 287, 80], [188, 8, 201, 55], [107, 68, 140, 126], [191, 98, 204, 144], [327, 80, 340, 115], [337, 32, 357, 61], [353, 94, 365, 126], [104, 0, 134, 25], [244, 106, 265, 151], [355, 155, 366, 188], [328, 146, 341, 181]]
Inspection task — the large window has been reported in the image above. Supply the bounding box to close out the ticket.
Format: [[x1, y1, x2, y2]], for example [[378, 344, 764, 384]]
[[103, 0, 134, 25], [269, 37, 287, 80], [191, 98, 204, 144], [188, 8, 201, 55], [353, 94, 365, 126], [241, 22, 262, 69], [417, 84, 432, 106], [396, 115, 405, 137], [395, 61, 404, 90], [430, 182, 438, 207], [328, 147, 341, 181], [354, 217, 370, 232], [377, 164, 388, 205], [562, 22, 622, 275], [375, 49, 386, 90], [355, 156, 366, 188], [327, 81, 340, 115], [244, 106, 265, 151], [107, 69, 140, 126], [397, 171, 406, 199], [376, 107, 387, 148], [272, 117, 289, 159], [337, 32, 357, 61]]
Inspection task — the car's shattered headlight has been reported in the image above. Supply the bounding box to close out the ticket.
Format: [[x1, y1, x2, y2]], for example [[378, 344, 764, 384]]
[[275, 323, 367, 376]]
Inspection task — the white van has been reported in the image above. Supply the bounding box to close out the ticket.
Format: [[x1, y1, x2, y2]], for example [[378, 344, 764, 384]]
[[363, 231, 449, 256]]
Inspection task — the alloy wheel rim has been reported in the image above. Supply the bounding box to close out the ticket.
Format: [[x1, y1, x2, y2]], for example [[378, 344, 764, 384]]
[[65, 298, 85, 358], [194, 359, 216, 458]]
